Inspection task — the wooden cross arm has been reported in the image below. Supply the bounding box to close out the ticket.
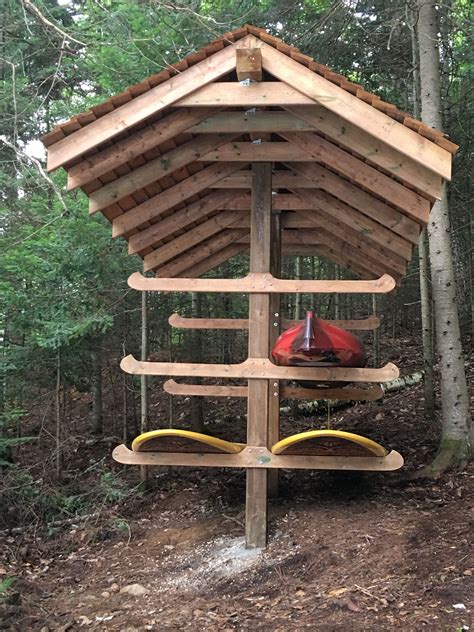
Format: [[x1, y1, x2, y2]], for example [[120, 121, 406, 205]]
[[168, 313, 381, 331], [163, 379, 384, 401], [128, 272, 396, 294], [112, 444, 404, 471], [121, 355, 399, 383]]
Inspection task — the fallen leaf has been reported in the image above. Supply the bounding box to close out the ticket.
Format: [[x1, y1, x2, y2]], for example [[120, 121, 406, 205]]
[[326, 587, 349, 598]]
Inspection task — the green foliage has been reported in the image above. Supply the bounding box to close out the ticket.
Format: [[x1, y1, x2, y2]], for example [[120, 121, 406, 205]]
[[0, 577, 15, 599]]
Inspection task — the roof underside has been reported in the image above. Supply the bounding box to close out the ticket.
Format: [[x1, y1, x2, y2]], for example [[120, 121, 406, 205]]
[[41, 25, 457, 281]]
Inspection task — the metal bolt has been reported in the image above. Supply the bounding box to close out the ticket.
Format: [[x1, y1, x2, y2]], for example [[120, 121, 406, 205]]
[[273, 392, 278, 397], [274, 312, 279, 317]]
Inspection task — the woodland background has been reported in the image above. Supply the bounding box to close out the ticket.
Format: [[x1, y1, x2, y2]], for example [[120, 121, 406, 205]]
[[0, 0, 472, 535]]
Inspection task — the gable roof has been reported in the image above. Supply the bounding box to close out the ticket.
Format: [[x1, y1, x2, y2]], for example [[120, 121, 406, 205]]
[[40, 25, 457, 282], [42, 24, 457, 154]]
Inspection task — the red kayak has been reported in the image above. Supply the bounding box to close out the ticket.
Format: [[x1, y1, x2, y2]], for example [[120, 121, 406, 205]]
[[272, 310, 366, 386]]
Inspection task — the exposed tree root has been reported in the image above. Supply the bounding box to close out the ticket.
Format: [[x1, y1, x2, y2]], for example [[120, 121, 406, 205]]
[[413, 438, 472, 479]]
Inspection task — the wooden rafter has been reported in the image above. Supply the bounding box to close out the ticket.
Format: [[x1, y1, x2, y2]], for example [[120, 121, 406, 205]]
[[291, 189, 413, 261], [252, 35, 452, 179], [143, 210, 243, 271], [89, 133, 240, 214], [128, 189, 242, 255], [285, 162, 421, 245], [178, 243, 247, 278], [284, 105, 443, 200], [282, 132, 430, 223], [112, 162, 247, 237], [66, 107, 219, 190], [154, 229, 249, 276], [46, 34, 257, 171]]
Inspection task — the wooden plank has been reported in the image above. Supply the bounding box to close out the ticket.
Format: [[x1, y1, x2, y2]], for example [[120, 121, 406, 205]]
[[66, 108, 218, 190], [285, 162, 421, 245], [89, 133, 239, 214], [128, 189, 242, 255], [164, 380, 248, 398], [211, 171, 319, 188], [143, 210, 243, 271], [246, 162, 272, 548], [153, 229, 249, 277], [285, 105, 443, 200], [236, 48, 262, 81], [291, 189, 413, 261], [129, 271, 396, 293], [121, 355, 400, 383], [223, 193, 311, 210], [201, 141, 317, 162], [46, 34, 256, 171], [178, 243, 248, 278], [175, 82, 314, 107], [112, 162, 247, 237], [168, 313, 249, 330], [189, 111, 318, 134], [163, 380, 384, 401], [283, 132, 430, 223], [168, 313, 380, 331], [253, 36, 452, 180], [112, 444, 404, 472]]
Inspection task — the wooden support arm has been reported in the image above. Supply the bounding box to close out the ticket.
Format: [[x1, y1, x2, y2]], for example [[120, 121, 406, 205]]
[[163, 379, 384, 401], [168, 313, 381, 331], [121, 355, 399, 383], [129, 272, 396, 294], [112, 444, 404, 472]]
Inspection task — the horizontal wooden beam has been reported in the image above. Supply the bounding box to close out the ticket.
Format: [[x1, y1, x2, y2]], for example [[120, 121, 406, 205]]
[[129, 271, 396, 293], [285, 105, 443, 200], [254, 35, 451, 180], [210, 170, 318, 188], [89, 133, 239, 214], [285, 162, 421, 245], [121, 354, 399, 382], [45, 34, 255, 171], [66, 107, 219, 190], [283, 132, 430, 224], [168, 313, 381, 331], [112, 162, 246, 237], [113, 444, 404, 471], [201, 141, 315, 162], [175, 82, 314, 107], [189, 111, 318, 134], [163, 379, 384, 401]]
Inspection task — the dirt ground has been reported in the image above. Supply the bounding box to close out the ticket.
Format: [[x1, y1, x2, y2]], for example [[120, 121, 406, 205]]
[[1, 338, 473, 631]]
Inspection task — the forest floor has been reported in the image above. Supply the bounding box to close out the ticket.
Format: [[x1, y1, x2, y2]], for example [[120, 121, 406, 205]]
[[1, 337, 473, 631]]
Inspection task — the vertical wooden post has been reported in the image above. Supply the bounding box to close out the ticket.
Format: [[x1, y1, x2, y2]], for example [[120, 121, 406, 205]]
[[246, 163, 272, 548], [140, 290, 149, 484], [372, 294, 380, 368], [268, 210, 281, 497]]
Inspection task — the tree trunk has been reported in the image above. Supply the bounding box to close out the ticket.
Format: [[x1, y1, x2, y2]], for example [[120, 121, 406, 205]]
[[417, 0, 472, 473], [55, 346, 62, 478], [91, 343, 103, 434], [409, 10, 435, 418]]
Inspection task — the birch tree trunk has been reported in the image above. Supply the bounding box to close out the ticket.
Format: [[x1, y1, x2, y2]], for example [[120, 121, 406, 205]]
[[91, 343, 103, 434], [417, 0, 471, 472]]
